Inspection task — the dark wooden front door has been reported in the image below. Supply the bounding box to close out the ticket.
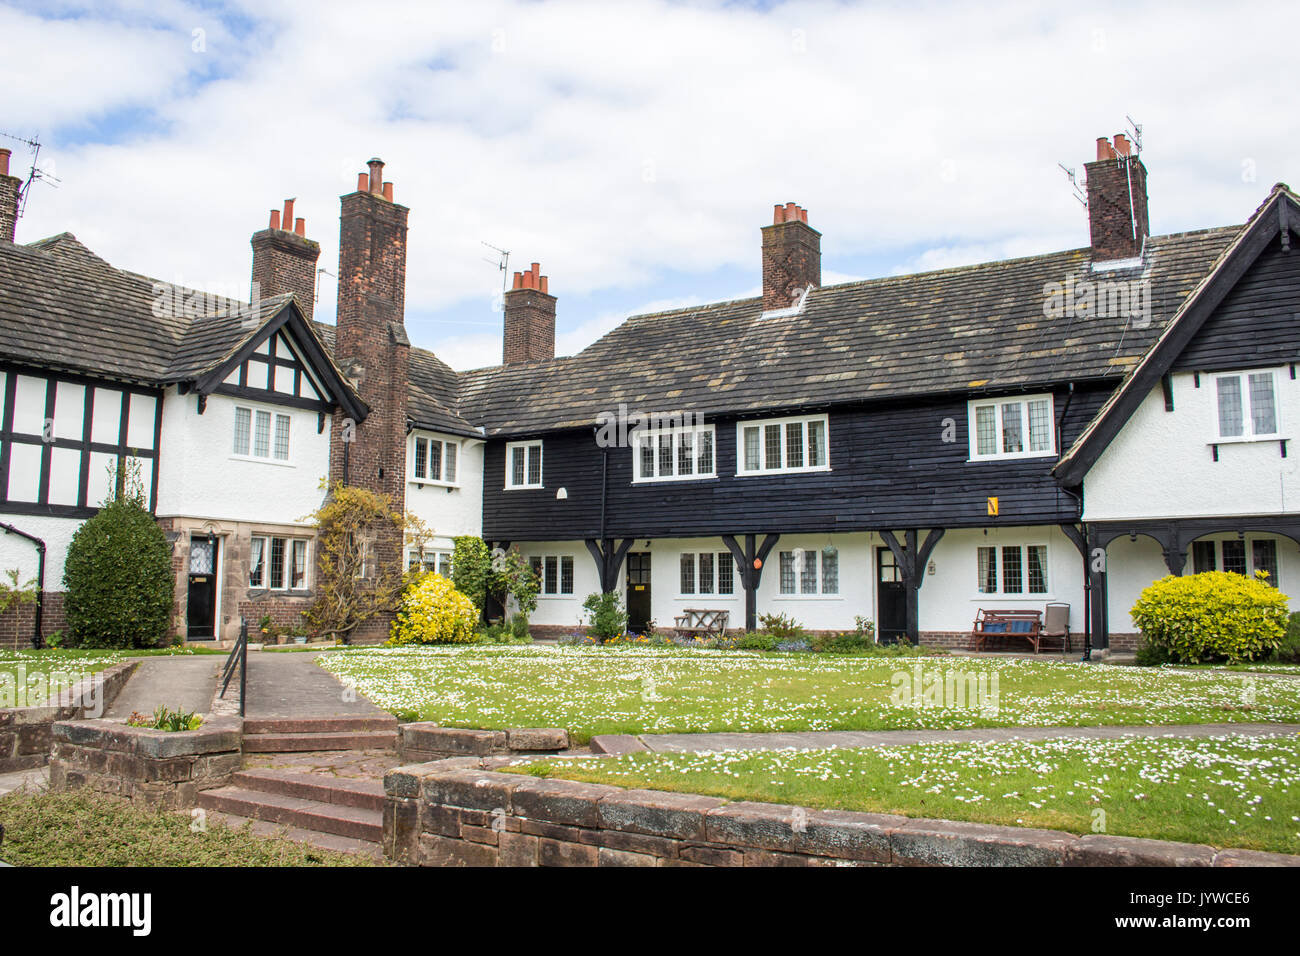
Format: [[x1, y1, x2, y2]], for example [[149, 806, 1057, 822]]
[[186, 536, 218, 640], [626, 552, 651, 632], [876, 546, 907, 645]]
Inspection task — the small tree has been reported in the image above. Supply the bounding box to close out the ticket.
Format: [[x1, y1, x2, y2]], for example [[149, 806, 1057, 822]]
[[489, 547, 539, 621], [63, 460, 174, 648], [582, 591, 628, 642], [305, 481, 427, 644], [0, 569, 37, 618], [451, 536, 491, 611]]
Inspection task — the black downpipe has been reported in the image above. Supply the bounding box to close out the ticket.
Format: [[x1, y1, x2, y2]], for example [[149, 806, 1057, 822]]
[[0, 522, 46, 649], [598, 438, 610, 591]]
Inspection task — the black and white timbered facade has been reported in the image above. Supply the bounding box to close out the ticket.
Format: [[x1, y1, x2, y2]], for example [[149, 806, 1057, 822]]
[[3, 136, 1300, 654]]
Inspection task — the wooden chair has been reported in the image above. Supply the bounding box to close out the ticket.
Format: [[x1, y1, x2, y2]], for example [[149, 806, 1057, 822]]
[[971, 608, 1044, 653], [1039, 603, 1071, 654], [673, 609, 729, 639]]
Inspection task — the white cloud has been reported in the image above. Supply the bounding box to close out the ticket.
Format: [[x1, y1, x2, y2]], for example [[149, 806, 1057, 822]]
[[8, 0, 1300, 369]]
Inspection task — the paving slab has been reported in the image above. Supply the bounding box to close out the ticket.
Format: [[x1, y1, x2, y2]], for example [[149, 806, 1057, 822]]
[[242, 651, 389, 719], [104, 656, 219, 718], [634, 722, 1300, 753]]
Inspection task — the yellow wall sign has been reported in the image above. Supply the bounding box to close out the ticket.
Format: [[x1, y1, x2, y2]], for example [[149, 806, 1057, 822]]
[[987, 496, 999, 516]]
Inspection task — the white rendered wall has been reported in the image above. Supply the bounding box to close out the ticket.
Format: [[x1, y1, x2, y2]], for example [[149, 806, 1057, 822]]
[[404, 433, 484, 554], [0, 515, 83, 587], [1084, 370, 1300, 522], [154, 388, 329, 526], [510, 539, 600, 630]]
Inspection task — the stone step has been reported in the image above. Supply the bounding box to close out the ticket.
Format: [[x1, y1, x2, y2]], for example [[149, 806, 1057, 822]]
[[197, 786, 384, 843], [242, 730, 399, 753], [231, 768, 386, 812], [242, 716, 398, 735], [204, 809, 384, 861]]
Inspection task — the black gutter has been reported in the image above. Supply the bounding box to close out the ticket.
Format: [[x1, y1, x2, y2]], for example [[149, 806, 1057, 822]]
[[0, 521, 45, 648]]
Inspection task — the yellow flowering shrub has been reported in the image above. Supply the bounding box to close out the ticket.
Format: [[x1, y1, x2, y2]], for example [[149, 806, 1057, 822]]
[[1130, 571, 1289, 664], [388, 573, 479, 646]]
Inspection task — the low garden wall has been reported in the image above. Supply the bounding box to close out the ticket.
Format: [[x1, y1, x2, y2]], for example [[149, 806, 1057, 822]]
[[48, 716, 243, 809], [398, 723, 569, 763], [384, 759, 1300, 867], [0, 659, 138, 773]]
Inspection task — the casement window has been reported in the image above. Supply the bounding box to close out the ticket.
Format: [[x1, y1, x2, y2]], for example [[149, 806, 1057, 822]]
[[233, 405, 291, 462], [505, 441, 543, 489], [1215, 370, 1280, 440], [634, 426, 716, 482], [249, 535, 310, 590], [1192, 537, 1279, 584], [411, 435, 460, 485], [969, 395, 1054, 461], [737, 415, 829, 476], [777, 548, 839, 596], [678, 551, 736, 596], [528, 555, 574, 596], [408, 549, 453, 577], [976, 544, 1049, 595]]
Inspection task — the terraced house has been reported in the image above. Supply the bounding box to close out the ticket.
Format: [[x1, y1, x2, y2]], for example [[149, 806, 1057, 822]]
[[1, 133, 1298, 653]]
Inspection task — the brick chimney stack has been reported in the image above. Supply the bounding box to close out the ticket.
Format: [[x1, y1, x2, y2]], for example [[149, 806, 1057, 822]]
[[761, 202, 821, 310], [0, 149, 22, 244], [1086, 134, 1150, 262], [250, 198, 320, 318], [502, 262, 556, 364], [329, 158, 410, 641]]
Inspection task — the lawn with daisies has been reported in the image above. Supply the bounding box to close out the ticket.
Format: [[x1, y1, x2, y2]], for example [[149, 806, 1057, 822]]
[[317, 645, 1300, 743], [515, 733, 1300, 854]]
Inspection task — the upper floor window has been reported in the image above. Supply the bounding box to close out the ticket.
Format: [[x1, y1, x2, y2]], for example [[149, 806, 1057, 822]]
[[412, 435, 459, 485], [1215, 370, 1280, 441], [234, 405, 290, 462], [506, 441, 543, 489], [969, 395, 1054, 461], [737, 415, 829, 476], [778, 548, 839, 595], [635, 426, 716, 482], [976, 544, 1048, 595]]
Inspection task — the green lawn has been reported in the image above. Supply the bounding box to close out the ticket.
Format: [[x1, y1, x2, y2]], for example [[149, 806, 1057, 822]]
[[0, 649, 127, 706], [514, 733, 1300, 855], [317, 645, 1300, 743], [0, 788, 367, 866]]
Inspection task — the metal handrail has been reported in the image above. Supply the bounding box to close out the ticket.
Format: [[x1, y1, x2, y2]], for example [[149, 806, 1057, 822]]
[[219, 618, 248, 717]]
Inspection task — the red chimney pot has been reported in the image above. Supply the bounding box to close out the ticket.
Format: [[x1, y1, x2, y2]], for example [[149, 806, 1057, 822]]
[[282, 199, 295, 231], [269, 209, 281, 230], [294, 217, 306, 237], [0, 148, 10, 177], [382, 182, 393, 202]]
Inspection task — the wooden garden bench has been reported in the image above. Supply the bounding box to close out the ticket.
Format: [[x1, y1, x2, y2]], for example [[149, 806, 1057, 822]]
[[970, 608, 1045, 653], [674, 609, 729, 639]]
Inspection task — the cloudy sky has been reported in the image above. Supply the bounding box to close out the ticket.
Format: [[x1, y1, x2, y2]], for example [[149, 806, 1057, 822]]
[[4, 0, 1298, 369]]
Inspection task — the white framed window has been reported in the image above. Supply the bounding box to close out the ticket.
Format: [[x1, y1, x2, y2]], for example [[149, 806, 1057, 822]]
[[634, 425, 716, 482], [976, 544, 1049, 595], [777, 548, 840, 596], [250, 535, 310, 590], [233, 405, 291, 462], [411, 435, 460, 485], [678, 551, 737, 596], [736, 414, 829, 476], [506, 441, 544, 489], [1192, 537, 1279, 584], [968, 395, 1054, 461], [408, 549, 453, 577], [528, 554, 574, 595], [1214, 370, 1280, 441]]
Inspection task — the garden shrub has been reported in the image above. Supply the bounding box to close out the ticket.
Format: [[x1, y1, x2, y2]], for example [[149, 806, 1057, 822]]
[[388, 574, 479, 646], [1130, 571, 1289, 664], [1270, 611, 1300, 664], [757, 612, 803, 638], [451, 536, 490, 612], [582, 591, 628, 642], [62, 465, 174, 648], [736, 632, 778, 651]]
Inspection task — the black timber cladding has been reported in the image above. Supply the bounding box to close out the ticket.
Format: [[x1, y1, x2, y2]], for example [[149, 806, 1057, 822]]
[[481, 383, 1111, 541]]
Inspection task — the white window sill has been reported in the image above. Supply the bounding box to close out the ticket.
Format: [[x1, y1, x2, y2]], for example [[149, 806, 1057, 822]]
[[230, 454, 294, 468], [735, 465, 832, 478], [504, 484, 544, 491], [967, 451, 1056, 463], [411, 478, 460, 489], [774, 594, 843, 601], [1211, 435, 1286, 446], [536, 593, 575, 600], [971, 594, 1056, 602], [674, 594, 741, 601], [632, 474, 719, 484]]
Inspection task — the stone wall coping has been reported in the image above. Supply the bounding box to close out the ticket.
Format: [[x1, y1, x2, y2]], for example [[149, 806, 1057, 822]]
[[52, 716, 243, 758], [385, 761, 1300, 867], [34, 659, 139, 710]]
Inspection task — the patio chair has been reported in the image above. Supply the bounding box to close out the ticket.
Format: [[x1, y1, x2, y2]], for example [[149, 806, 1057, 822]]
[[1040, 602, 1070, 654]]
